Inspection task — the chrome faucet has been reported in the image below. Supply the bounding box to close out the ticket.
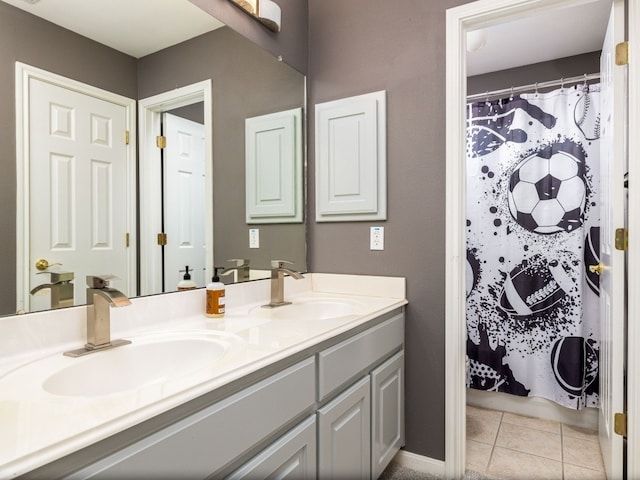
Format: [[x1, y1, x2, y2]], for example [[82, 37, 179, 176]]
[[30, 271, 75, 309], [64, 275, 132, 357], [262, 260, 304, 308], [221, 258, 251, 282]]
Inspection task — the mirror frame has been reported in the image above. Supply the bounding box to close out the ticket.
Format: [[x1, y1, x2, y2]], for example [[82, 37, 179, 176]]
[[138, 80, 214, 295]]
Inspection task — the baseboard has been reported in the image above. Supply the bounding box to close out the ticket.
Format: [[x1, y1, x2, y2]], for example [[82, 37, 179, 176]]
[[392, 449, 445, 477]]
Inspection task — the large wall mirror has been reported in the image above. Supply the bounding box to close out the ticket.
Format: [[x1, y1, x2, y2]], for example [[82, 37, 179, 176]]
[[0, 0, 306, 316]]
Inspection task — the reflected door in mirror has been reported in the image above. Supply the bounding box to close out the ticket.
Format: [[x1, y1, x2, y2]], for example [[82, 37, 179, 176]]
[[163, 113, 207, 290], [28, 78, 132, 311]]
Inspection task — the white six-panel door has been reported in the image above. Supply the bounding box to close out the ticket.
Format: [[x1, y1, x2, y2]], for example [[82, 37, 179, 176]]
[[27, 76, 133, 311], [598, 1, 626, 478], [163, 113, 206, 290]]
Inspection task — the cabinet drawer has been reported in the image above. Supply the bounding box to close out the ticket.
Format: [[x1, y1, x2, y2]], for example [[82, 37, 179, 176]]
[[72, 358, 316, 479], [317, 313, 403, 401], [226, 415, 316, 479]]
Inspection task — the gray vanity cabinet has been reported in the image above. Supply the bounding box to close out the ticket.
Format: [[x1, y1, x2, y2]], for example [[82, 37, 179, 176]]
[[316, 313, 405, 479], [28, 309, 404, 480]]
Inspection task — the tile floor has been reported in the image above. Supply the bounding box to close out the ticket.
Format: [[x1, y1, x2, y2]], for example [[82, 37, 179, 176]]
[[466, 405, 606, 480]]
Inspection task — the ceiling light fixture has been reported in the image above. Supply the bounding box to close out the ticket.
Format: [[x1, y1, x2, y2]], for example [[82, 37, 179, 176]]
[[229, 0, 281, 33]]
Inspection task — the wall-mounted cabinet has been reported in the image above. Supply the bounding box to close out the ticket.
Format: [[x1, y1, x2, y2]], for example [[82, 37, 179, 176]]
[[245, 108, 303, 224], [315, 91, 386, 222]]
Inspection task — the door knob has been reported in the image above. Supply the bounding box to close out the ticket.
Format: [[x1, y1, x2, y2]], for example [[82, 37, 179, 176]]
[[35, 258, 62, 271], [589, 263, 604, 275]]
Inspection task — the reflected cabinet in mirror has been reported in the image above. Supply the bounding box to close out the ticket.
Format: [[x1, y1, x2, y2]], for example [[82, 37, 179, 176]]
[[1, 1, 306, 316]]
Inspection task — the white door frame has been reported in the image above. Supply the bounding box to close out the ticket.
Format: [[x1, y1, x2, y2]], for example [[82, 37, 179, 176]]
[[444, 1, 640, 478], [15, 62, 137, 313], [138, 80, 213, 295]]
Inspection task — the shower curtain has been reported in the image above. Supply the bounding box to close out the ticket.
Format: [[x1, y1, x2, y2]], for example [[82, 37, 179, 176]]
[[465, 84, 600, 409]]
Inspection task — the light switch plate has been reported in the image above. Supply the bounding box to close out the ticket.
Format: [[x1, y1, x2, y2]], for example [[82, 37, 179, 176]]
[[370, 226, 384, 250], [249, 228, 260, 248]]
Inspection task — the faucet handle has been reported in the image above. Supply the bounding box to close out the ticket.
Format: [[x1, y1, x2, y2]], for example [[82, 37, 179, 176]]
[[228, 258, 250, 267], [86, 274, 118, 288], [271, 260, 294, 269], [38, 271, 74, 283]]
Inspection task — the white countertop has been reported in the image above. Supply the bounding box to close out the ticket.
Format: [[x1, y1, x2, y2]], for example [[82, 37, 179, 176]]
[[0, 273, 406, 478]]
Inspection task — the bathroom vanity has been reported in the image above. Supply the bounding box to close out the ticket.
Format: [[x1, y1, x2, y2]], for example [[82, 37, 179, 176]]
[[0, 274, 406, 479]]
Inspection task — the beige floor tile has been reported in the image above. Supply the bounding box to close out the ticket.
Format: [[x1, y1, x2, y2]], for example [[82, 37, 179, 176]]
[[501, 412, 561, 434], [495, 422, 562, 461], [564, 463, 607, 480], [486, 446, 563, 480], [562, 423, 599, 442], [466, 439, 493, 473], [466, 406, 502, 444], [563, 435, 605, 472]]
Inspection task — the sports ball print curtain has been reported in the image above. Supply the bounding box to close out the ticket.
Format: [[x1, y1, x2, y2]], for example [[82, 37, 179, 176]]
[[465, 84, 600, 409]]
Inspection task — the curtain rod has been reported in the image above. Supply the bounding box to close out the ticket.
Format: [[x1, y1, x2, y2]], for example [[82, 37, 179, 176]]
[[467, 72, 600, 102]]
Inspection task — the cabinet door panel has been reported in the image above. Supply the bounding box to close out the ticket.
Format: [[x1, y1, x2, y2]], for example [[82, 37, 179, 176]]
[[371, 351, 404, 479], [317, 376, 371, 479], [227, 416, 316, 480]]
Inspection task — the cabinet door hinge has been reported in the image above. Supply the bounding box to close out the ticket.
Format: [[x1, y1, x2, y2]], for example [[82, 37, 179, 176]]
[[614, 412, 627, 436], [125, 130, 130, 145], [157, 232, 167, 246], [125, 232, 130, 247], [616, 41, 629, 66], [156, 135, 167, 149], [615, 228, 628, 251]]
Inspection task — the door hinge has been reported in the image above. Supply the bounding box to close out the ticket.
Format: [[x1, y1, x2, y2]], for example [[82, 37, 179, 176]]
[[615, 228, 628, 251], [616, 41, 629, 66], [156, 135, 166, 149], [125, 130, 130, 145], [157, 232, 167, 246], [614, 412, 627, 436], [125, 232, 130, 247]]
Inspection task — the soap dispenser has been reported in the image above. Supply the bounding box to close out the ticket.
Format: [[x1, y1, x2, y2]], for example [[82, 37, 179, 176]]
[[206, 267, 225, 318], [178, 266, 197, 290]]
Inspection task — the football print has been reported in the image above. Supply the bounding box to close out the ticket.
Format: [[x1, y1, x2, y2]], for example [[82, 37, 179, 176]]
[[499, 254, 576, 317], [508, 150, 587, 234]]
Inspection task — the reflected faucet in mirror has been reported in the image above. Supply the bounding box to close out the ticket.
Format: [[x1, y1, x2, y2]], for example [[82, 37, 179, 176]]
[[263, 260, 303, 308], [64, 276, 132, 358], [30, 271, 75, 310], [221, 259, 251, 282]]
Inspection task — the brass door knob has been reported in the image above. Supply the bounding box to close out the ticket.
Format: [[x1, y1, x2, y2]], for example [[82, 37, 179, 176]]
[[589, 263, 604, 275], [35, 258, 62, 271]]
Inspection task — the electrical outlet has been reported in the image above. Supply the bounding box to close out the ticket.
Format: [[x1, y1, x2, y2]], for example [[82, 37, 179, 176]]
[[249, 228, 260, 248], [370, 226, 384, 250]]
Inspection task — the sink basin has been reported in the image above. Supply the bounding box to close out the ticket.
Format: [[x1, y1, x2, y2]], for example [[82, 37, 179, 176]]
[[42, 331, 238, 397], [249, 297, 367, 321]]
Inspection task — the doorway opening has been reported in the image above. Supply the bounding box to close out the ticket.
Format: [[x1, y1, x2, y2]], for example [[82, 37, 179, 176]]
[[444, 0, 639, 478], [138, 80, 213, 296]]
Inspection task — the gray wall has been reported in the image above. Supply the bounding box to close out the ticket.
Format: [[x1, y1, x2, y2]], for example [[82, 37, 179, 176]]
[[306, 1, 602, 461], [0, 2, 137, 314], [137, 26, 306, 274]]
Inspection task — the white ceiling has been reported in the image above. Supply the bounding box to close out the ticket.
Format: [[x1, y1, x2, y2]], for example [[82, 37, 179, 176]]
[[467, 0, 612, 76], [0, 0, 224, 58]]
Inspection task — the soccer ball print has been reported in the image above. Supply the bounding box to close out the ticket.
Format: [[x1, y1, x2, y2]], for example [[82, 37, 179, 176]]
[[508, 149, 587, 234]]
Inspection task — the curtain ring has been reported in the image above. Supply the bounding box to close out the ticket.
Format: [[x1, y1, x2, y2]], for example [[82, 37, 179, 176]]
[[485, 91, 490, 106], [534, 82, 539, 96], [509, 87, 514, 101], [560, 77, 565, 92]]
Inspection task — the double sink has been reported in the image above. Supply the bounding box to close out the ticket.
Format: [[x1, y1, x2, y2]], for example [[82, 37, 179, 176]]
[[2, 296, 367, 399]]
